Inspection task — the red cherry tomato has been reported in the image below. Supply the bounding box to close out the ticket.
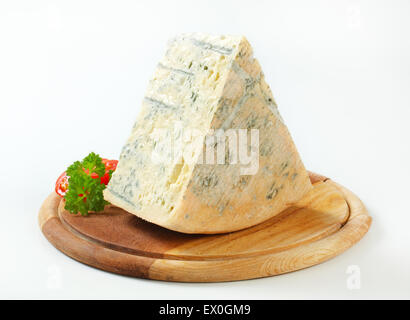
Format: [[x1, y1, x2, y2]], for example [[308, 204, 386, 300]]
[[55, 158, 118, 197]]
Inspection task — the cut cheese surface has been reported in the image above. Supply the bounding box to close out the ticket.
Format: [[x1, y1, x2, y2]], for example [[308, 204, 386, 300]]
[[104, 33, 312, 234]]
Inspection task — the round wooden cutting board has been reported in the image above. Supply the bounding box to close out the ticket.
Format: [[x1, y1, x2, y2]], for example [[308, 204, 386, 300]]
[[38, 172, 371, 282]]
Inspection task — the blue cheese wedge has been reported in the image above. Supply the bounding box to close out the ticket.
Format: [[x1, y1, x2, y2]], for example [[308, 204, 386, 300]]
[[104, 33, 312, 234]]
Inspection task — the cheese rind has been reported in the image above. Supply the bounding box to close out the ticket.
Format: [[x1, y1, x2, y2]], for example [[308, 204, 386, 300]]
[[104, 33, 312, 234]]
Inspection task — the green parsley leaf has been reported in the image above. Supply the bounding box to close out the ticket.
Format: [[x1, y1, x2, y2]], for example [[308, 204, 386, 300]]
[[64, 152, 110, 216]]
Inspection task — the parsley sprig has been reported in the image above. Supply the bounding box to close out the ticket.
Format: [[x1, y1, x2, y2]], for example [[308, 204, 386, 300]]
[[64, 152, 111, 215]]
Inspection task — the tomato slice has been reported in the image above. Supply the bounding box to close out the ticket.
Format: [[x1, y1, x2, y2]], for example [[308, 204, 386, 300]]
[[100, 159, 118, 185], [55, 158, 118, 198], [102, 159, 118, 171], [55, 171, 69, 197]]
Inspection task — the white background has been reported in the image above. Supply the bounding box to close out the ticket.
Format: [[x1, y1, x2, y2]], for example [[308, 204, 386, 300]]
[[1, 0, 409, 299]]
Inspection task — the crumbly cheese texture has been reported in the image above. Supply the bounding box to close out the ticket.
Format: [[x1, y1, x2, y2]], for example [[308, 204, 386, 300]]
[[104, 33, 312, 234]]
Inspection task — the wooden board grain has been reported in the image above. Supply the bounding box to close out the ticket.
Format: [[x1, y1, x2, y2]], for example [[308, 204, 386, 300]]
[[38, 172, 371, 282]]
